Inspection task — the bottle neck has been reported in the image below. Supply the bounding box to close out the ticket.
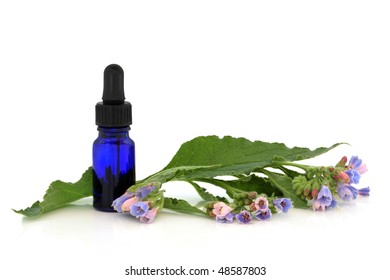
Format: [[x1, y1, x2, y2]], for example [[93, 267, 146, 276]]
[[97, 126, 130, 138]]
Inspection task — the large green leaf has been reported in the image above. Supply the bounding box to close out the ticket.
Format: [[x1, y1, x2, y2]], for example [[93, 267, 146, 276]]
[[14, 167, 92, 217], [160, 136, 341, 180]]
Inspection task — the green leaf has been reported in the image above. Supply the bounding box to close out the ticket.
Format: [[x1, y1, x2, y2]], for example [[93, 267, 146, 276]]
[[188, 181, 229, 203], [261, 170, 308, 208], [163, 197, 207, 216], [161, 136, 341, 180], [13, 167, 92, 218]]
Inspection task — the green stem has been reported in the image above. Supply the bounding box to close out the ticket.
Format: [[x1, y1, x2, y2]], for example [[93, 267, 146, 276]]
[[193, 178, 244, 196], [156, 195, 165, 210], [269, 161, 313, 172]]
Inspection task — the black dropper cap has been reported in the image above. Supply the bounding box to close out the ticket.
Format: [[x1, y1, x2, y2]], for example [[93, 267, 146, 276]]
[[95, 64, 132, 127]]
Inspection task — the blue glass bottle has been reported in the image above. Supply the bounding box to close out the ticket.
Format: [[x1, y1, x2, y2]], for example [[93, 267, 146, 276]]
[[93, 127, 135, 211], [93, 64, 135, 211]]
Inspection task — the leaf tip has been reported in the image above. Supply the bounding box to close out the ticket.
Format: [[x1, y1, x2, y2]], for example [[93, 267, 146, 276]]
[[12, 201, 43, 218], [11, 208, 21, 214]]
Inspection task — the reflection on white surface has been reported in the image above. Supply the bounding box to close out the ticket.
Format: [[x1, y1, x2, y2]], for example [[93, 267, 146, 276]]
[[2, 159, 385, 280], [2, 191, 387, 280]]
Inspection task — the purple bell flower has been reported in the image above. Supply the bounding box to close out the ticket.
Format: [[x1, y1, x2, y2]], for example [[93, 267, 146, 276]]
[[255, 208, 272, 220], [349, 156, 363, 169], [130, 201, 149, 218], [346, 156, 367, 183], [136, 185, 157, 199], [216, 212, 235, 223], [346, 169, 361, 184], [273, 198, 293, 213], [326, 199, 338, 209], [347, 185, 358, 199], [337, 185, 354, 201], [358, 187, 370, 196], [313, 186, 333, 211], [236, 211, 252, 224]]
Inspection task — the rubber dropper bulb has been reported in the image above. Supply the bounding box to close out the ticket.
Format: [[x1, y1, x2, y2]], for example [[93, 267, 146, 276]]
[[102, 64, 125, 105]]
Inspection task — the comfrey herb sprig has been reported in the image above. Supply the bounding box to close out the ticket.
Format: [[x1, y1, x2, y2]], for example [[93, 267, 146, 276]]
[[112, 155, 369, 224], [14, 136, 370, 222], [290, 155, 369, 210]]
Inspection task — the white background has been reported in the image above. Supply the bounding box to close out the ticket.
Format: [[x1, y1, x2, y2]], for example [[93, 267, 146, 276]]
[[1, 1, 389, 279]]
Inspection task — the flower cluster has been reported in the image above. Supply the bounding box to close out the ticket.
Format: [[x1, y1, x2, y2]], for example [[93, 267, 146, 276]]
[[206, 193, 293, 224], [293, 156, 369, 211], [112, 184, 163, 223]]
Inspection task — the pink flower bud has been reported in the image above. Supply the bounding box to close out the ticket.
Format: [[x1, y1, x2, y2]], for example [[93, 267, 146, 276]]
[[207, 209, 216, 218], [212, 202, 233, 217], [249, 202, 256, 212], [254, 196, 268, 210], [121, 197, 139, 212], [304, 187, 311, 196], [140, 208, 158, 224], [334, 172, 350, 183], [357, 164, 368, 175], [336, 156, 348, 167]]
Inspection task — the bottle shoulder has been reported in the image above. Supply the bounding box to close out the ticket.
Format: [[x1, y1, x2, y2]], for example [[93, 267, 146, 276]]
[[93, 136, 135, 146]]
